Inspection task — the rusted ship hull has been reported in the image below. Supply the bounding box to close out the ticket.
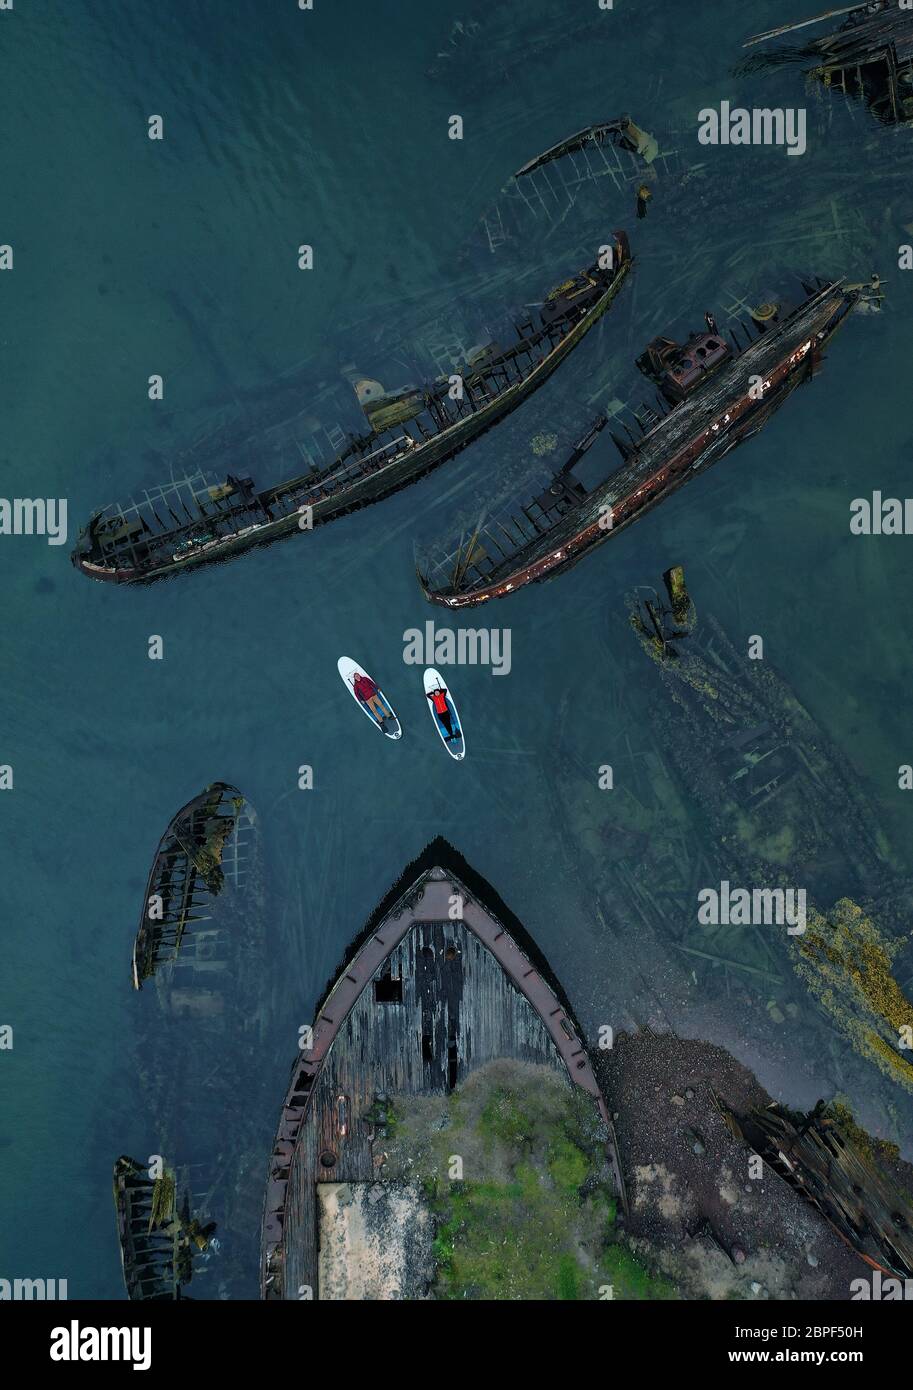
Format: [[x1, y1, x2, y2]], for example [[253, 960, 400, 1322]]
[[72, 238, 631, 585], [419, 280, 861, 608]]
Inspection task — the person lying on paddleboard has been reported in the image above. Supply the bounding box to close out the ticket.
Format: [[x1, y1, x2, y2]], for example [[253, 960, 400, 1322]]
[[352, 671, 393, 724], [427, 684, 457, 739]]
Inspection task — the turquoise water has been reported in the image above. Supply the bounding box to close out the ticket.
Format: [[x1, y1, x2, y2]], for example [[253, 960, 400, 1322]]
[[2, 0, 912, 1297]]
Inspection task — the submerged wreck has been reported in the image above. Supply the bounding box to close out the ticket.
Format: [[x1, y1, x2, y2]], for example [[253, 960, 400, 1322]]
[[624, 567, 913, 1098], [419, 277, 872, 607], [625, 566, 894, 900], [514, 115, 660, 178], [113, 1156, 215, 1300], [132, 781, 257, 1001], [744, 2, 913, 127], [719, 1099, 913, 1280], [115, 783, 269, 1299], [260, 843, 624, 1300], [71, 240, 631, 584]]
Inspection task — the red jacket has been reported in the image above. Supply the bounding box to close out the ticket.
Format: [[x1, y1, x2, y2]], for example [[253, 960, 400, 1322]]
[[430, 689, 449, 714], [354, 674, 378, 701]]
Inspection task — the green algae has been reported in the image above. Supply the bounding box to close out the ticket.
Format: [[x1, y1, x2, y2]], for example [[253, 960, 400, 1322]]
[[384, 1061, 678, 1300], [599, 1243, 678, 1300], [791, 898, 913, 1092]]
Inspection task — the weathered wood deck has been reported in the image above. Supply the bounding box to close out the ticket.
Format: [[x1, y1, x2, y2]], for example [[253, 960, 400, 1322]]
[[261, 861, 621, 1299]]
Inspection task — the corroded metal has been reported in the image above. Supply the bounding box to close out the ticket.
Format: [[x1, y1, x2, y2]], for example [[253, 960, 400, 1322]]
[[419, 279, 869, 607]]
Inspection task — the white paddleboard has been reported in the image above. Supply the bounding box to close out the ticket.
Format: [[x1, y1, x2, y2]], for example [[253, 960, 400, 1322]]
[[423, 668, 465, 760], [337, 656, 402, 739]]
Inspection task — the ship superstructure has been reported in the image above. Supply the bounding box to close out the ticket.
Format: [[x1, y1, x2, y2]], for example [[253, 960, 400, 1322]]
[[419, 278, 869, 607]]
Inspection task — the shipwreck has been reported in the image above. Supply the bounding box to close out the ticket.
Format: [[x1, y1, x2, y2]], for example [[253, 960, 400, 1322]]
[[625, 564, 897, 901], [418, 276, 875, 608], [718, 1099, 913, 1280], [115, 782, 269, 1299], [72, 239, 631, 584], [113, 1156, 216, 1300], [131, 781, 258, 1005], [260, 841, 624, 1300], [743, 2, 913, 127], [625, 565, 913, 1100], [513, 115, 660, 178]]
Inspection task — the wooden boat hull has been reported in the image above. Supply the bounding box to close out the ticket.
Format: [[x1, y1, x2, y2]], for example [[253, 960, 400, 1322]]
[[73, 239, 632, 585], [259, 844, 625, 1299]]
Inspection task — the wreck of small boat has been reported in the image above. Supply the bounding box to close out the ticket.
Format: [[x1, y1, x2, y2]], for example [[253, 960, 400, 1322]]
[[418, 276, 874, 608], [514, 115, 660, 178], [72, 239, 631, 584], [113, 1156, 215, 1300], [260, 841, 624, 1300], [717, 1099, 913, 1280], [132, 781, 258, 1005], [743, 2, 913, 127]]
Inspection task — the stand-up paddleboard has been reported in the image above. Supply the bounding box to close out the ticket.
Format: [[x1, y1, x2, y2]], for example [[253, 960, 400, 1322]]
[[337, 656, 402, 739], [423, 668, 465, 760]]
